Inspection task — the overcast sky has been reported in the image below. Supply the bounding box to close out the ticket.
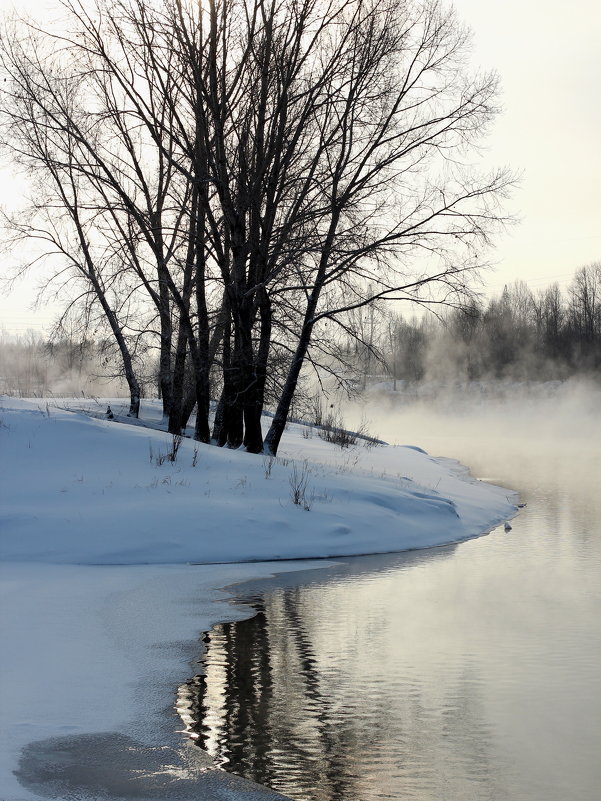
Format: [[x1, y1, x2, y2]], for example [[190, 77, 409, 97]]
[[0, 0, 599, 335]]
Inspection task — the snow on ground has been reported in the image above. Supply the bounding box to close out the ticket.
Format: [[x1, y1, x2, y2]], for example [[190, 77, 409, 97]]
[[0, 396, 516, 801], [1, 397, 515, 564]]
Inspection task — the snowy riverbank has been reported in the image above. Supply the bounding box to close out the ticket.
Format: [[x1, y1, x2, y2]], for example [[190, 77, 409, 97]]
[[1, 397, 515, 564], [0, 396, 516, 801]]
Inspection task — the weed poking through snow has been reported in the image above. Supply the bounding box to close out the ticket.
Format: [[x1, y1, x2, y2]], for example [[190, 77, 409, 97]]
[[263, 455, 274, 478], [289, 460, 312, 510], [152, 434, 183, 466]]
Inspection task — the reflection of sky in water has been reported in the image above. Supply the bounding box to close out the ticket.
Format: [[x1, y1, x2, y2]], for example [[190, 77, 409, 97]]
[[179, 403, 601, 801]]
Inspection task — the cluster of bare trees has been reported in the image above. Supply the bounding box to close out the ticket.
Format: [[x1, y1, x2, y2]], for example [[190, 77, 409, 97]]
[[349, 264, 601, 384], [1, 0, 510, 453]]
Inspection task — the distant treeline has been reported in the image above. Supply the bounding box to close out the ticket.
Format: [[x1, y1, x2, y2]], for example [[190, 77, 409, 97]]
[[344, 263, 601, 384], [2, 263, 599, 399]]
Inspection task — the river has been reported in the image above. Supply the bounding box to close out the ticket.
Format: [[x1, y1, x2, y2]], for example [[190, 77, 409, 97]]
[[178, 387, 601, 801]]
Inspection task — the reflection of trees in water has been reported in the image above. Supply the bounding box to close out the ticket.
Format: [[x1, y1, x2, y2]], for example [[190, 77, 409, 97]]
[[179, 588, 373, 800], [176, 549, 509, 801], [279, 589, 357, 801], [181, 601, 276, 784]]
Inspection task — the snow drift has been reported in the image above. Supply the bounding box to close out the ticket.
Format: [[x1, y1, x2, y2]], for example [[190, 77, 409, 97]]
[[0, 397, 516, 565]]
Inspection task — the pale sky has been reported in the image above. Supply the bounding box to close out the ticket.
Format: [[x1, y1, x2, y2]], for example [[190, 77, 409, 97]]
[[0, 0, 599, 335]]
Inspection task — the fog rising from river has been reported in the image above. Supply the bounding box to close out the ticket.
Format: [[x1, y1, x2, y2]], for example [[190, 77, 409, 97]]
[[345, 377, 599, 442], [342, 379, 601, 490]]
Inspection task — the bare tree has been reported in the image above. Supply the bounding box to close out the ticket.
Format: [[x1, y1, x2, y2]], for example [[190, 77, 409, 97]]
[[0, 7, 203, 419], [536, 282, 565, 361], [263, 0, 513, 453], [0, 59, 146, 414], [569, 263, 601, 347], [2, 0, 513, 452]]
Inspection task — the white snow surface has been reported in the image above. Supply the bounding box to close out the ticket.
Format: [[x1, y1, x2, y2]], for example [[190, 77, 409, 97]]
[[0, 396, 516, 800], [1, 397, 515, 564]]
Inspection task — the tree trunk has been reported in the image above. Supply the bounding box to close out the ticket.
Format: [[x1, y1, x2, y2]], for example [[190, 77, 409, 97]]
[[128, 390, 141, 418], [180, 383, 197, 432], [211, 390, 227, 445], [87, 272, 142, 420], [193, 370, 211, 442], [264, 212, 338, 454], [223, 321, 244, 448], [264, 294, 318, 455], [243, 290, 271, 453], [155, 257, 173, 418], [168, 324, 189, 434]]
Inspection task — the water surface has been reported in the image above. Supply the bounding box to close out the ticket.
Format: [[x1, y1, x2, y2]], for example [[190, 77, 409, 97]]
[[179, 396, 601, 801]]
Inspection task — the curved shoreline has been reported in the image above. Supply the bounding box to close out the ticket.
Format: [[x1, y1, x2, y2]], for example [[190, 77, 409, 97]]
[[0, 396, 517, 800]]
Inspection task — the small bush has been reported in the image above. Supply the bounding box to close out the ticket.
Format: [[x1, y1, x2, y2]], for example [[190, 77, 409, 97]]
[[154, 434, 183, 465], [289, 460, 312, 510], [317, 409, 357, 448], [263, 455, 274, 478]]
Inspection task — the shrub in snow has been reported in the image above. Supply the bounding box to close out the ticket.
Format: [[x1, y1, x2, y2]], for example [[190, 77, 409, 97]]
[[289, 460, 312, 510]]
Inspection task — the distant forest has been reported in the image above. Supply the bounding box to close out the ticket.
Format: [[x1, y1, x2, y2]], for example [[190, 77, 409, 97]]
[[344, 262, 601, 387], [1, 263, 599, 400]]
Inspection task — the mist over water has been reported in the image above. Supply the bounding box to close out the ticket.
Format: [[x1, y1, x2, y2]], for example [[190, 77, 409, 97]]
[[343, 377, 601, 451], [341, 379, 601, 512]]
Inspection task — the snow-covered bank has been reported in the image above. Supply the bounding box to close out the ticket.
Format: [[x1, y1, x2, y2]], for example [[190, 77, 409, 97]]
[[1, 397, 515, 564], [0, 396, 516, 801]]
